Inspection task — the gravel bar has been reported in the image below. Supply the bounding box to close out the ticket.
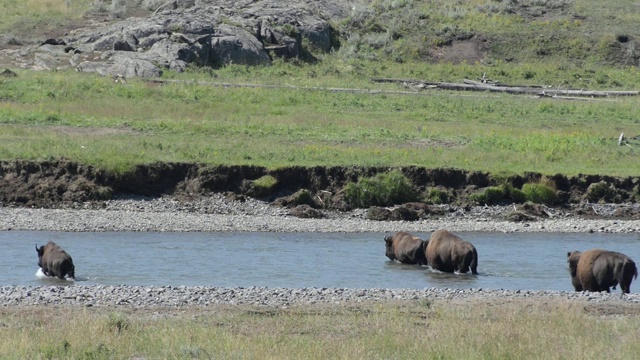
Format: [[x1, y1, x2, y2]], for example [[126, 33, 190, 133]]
[[1, 194, 639, 233], [1, 285, 639, 308]]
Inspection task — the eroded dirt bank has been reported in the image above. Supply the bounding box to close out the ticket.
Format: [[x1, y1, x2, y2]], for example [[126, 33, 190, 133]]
[[1, 160, 639, 215]]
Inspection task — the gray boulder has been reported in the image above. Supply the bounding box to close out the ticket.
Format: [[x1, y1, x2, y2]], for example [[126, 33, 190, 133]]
[[210, 24, 271, 66], [108, 55, 163, 78]]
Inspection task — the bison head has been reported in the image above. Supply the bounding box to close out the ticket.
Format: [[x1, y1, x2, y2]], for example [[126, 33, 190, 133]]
[[567, 251, 582, 277], [35, 244, 45, 268], [384, 235, 396, 261]]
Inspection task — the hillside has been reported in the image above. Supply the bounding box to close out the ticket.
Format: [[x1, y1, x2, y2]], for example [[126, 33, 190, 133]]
[[2, 1, 640, 77]]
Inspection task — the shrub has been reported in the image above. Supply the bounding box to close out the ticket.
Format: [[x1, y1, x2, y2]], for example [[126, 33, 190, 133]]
[[424, 187, 453, 205], [253, 175, 277, 189], [344, 170, 418, 208], [290, 189, 315, 206], [470, 184, 526, 205], [522, 183, 558, 205], [242, 175, 278, 198], [470, 186, 505, 205], [586, 181, 619, 203], [91, 186, 113, 201], [507, 185, 528, 204]]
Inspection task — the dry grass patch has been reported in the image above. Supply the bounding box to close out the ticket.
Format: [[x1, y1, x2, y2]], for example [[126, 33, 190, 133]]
[[0, 298, 639, 359]]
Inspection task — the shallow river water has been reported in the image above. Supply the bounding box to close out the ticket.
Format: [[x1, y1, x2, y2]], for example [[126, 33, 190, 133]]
[[2, 231, 640, 291]]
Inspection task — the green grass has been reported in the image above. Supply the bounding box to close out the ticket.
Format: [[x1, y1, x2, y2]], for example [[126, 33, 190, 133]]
[[1, 1, 640, 176], [0, 0, 92, 42], [1, 68, 639, 175], [1, 300, 639, 359]]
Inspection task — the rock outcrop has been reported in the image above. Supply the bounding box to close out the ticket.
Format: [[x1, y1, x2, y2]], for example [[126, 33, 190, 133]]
[[0, 0, 348, 77]]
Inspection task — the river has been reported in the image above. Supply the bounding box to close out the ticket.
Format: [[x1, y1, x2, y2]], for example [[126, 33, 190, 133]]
[[3, 231, 639, 291]]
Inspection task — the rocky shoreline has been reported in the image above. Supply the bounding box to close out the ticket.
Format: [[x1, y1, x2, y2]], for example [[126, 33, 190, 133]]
[[2, 194, 640, 308], [2, 194, 640, 233], [2, 285, 639, 308]]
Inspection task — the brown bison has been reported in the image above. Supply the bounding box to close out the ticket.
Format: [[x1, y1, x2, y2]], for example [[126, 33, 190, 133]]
[[567, 249, 637, 293], [384, 231, 427, 265], [425, 230, 478, 274], [36, 242, 75, 280]]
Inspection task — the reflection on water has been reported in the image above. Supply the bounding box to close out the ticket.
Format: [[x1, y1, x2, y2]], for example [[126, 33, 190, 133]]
[[2, 231, 639, 291]]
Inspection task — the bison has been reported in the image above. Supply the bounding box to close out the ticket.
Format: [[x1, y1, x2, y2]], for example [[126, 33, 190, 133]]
[[384, 231, 428, 265], [425, 229, 478, 274], [567, 249, 637, 293], [35, 241, 75, 280]]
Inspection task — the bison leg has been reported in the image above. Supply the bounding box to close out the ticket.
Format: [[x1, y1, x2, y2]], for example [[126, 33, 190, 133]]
[[619, 279, 631, 294], [457, 263, 468, 274]]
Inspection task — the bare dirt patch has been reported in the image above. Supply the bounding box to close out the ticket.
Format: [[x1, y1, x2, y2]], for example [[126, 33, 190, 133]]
[[48, 125, 138, 137], [431, 39, 487, 64]]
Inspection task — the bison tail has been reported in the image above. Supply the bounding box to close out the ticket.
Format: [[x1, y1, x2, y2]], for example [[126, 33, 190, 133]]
[[624, 259, 638, 280]]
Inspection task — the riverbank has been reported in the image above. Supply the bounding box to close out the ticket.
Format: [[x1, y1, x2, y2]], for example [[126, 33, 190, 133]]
[[1, 194, 640, 233], [1, 284, 639, 308], [3, 295, 639, 360]]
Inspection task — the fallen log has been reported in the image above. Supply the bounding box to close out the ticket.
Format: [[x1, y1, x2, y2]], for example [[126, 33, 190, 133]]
[[371, 77, 640, 97]]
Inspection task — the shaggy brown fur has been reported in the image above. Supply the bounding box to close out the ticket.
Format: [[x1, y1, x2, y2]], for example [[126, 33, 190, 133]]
[[384, 231, 427, 265], [426, 230, 478, 274], [36, 241, 75, 279], [567, 251, 583, 291], [567, 249, 637, 294]]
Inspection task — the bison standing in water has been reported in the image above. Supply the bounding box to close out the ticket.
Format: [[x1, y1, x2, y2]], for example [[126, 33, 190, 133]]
[[384, 231, 428, 265], [426, 229, 478, 274], [567, 249, 637, 293], [36, 242, 75, 280]]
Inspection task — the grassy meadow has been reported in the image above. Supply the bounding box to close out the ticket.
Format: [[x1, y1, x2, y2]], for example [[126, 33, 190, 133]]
[[1, 1, 640, 175], [1, 299, 639, 359], [2, 67, 640, 175]]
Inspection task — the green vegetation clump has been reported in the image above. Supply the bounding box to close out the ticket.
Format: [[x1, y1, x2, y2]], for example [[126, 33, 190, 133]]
[[344, 170, 418, 208], [470, 184, 526, 205], [469, 186, 503, 205], [424, 187, 453, 205], [289, 189, 316, 206], [586, 181, 619, 203], [244, 175, 278, 197], [253, 175, 277, 189], [91, 186, 114, 201], [522, 183, 559, 205]]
